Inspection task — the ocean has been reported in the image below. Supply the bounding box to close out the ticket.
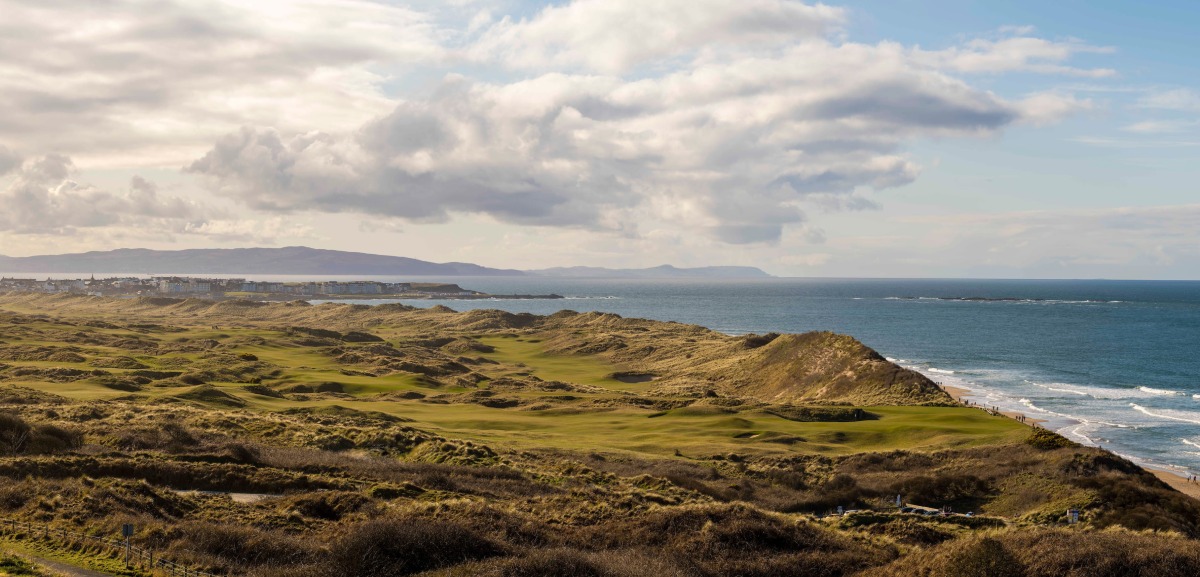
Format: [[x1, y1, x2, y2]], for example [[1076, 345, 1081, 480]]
[[9, 274, 1200, 476], [314, 277, 1200, 477]]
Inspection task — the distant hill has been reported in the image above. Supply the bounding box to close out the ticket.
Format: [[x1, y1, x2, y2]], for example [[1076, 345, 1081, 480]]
[[0, 247, 525, 276], [531, 264, 771, 279], [0, 247, 772, 278]]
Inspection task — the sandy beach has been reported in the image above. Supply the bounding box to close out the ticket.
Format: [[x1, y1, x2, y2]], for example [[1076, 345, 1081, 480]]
[[1152, 469, 1200, 500], [942, 385, 1044, 425]]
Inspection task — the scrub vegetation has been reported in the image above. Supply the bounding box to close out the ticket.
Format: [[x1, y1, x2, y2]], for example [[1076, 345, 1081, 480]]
[[0, 293, 1197, 576]]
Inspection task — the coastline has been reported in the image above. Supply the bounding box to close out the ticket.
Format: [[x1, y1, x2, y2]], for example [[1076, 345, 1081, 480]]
[[1151, 469, 1200, 500], [941, 384, 1043, 425], [941, 385, 1200, 501]]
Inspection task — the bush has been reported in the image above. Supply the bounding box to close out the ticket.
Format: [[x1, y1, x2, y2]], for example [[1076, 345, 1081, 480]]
[[174, 522, 313, 570], [868, 528, 1200, 577], [28, 423, 83, 453], [326, 517, 504, 576], [0, 412, 31, 455], [498, 548, 610, 577], [940, 537, 1024, 577], [1027, 429, 1076, 450]]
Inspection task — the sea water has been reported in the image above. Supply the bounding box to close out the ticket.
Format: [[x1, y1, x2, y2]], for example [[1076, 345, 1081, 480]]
[[313, 277, 1200, 477]]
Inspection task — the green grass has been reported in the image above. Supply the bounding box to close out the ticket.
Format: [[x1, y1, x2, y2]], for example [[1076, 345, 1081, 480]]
[[474, 336, 632, 389], [212, 390, 1029, 458], [0, 554, 42, 577], [0, 537, 143, 576], [2, 311, 1031, 461]]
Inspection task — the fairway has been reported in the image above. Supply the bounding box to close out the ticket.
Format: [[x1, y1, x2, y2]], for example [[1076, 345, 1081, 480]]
[[473, 335, 631, 389]]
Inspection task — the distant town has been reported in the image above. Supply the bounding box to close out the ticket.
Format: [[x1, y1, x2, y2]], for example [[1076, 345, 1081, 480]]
[[0, 276, 563, 300]]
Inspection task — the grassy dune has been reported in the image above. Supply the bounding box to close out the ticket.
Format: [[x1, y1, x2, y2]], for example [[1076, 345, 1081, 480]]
[[0, 293, 1197, 577]]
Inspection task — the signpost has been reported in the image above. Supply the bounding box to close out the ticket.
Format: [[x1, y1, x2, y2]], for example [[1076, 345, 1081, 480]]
[[122, 524, 134, 567]]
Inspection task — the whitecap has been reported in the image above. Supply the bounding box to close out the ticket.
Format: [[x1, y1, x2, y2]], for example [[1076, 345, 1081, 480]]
[[928, 368, 955, 375], [1021, 399, 1126, 429], [1029, 381, 1150, 400], [1061, 422, 1101, 445], [1138, 386, 1181, 396], [1043, 386, 1090, 397], [1130, 404, 1200, 426]]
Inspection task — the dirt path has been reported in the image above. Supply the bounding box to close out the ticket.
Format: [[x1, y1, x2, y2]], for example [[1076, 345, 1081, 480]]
[[1, 546, 116, 577]]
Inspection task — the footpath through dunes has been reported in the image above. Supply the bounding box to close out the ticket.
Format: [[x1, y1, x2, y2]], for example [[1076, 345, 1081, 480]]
[[2, 293, 1200, 576]]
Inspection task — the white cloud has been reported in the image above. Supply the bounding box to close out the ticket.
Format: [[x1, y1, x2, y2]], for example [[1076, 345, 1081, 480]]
[[997, 25, 1037, 36], [188, 38, 1034, 244], [470, 0, 845, 74], [0, 152, 304, 245], [1138, 88, 1200, 111], [1016, 92, 1094, 126], [183, 216, 314, 243], [0, 0, 1115, 256], [0, 0, 444, 168], [191, 15, 1107, 246], [911, 34, 1115, 77], [0, 145, 20, 176], [0, 154, 206, 234], [1123, 119, 1197, 134]]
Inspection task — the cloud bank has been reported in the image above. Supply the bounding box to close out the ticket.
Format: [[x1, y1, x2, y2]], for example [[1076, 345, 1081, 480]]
[[0, 0, 1139, 270], [0, 153, 304, 244], [186, 1, 1099, 244]]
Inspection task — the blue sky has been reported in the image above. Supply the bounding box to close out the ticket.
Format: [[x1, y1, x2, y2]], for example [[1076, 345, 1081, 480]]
[[0, 0, 1197, 278]]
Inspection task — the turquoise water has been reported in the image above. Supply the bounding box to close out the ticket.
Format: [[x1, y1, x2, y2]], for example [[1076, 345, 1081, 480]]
[[314, 277, 1200, 476]]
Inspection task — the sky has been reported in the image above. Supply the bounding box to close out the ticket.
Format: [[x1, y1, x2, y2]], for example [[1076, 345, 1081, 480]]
[[0, 0, 1198, 279]]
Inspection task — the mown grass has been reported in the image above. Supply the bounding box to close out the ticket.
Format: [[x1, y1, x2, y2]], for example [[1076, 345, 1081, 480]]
[[473, 336, 628, 389], [179, 390, 1027, 458]]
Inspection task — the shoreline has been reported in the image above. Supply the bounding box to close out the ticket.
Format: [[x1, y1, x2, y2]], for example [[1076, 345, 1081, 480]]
[[1150, 468, 1200, 500], [941, 384, 1043, 425], [940, 385, 1200, 501]]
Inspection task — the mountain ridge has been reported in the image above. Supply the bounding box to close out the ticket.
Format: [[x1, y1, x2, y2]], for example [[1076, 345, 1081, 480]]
[[0, 247, 772, 278]]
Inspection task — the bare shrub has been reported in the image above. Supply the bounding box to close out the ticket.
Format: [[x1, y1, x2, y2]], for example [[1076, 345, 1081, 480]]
[[325, 517, 504, 576], [0, 412, 30, 455]]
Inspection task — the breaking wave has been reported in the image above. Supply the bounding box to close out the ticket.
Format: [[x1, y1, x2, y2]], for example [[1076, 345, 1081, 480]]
[[1130, 404, 1200, 426], [1138, 386, 1182, 396]]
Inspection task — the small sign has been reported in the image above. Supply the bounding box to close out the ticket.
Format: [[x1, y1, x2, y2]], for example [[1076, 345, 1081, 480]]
[[122, 524, 134, 537], [1069, 509, 1080, 524]]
